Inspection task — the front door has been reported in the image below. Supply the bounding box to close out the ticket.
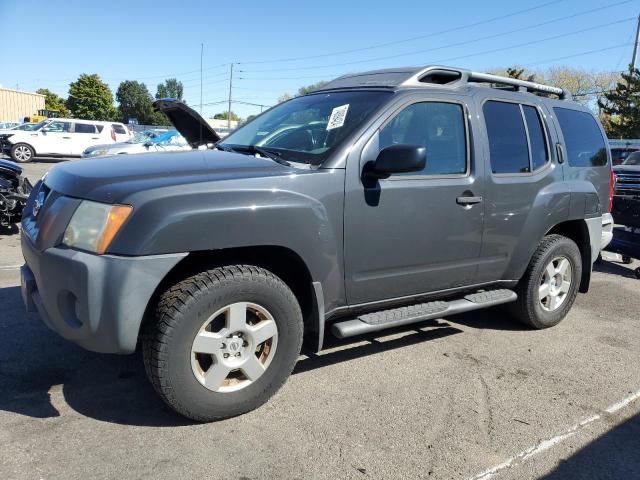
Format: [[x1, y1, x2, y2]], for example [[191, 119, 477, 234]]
[[344, 99, 485, 305], [37, 120, 72, 155]]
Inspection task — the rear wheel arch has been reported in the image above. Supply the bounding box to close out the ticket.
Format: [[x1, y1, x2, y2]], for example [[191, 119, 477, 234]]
[[545, 219, 591, 293], [140, 245, 320, 351]]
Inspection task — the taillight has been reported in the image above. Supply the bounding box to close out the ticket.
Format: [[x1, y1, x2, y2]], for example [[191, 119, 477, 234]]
[[608, 169, 615, 212], [111, 128, 116, 142]]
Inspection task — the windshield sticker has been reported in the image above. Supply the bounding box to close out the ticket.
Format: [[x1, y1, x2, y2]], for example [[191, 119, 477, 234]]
[[326, 104, 349, 130]]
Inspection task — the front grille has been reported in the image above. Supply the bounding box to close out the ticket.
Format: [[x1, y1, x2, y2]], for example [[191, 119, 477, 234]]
[[615, 172, 640, 197]]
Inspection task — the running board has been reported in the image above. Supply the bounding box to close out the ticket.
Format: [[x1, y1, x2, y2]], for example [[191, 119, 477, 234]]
[[331, 289, 517, 339]]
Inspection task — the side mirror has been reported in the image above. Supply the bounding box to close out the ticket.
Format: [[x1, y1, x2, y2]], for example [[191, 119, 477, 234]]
[[365, 144, 426, 180]]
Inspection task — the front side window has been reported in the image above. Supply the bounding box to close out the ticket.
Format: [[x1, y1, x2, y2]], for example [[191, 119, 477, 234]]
[[43, 121, 71, 133], [220, 91, 392, 164], [554, 107, 607, 167], [378, 102, 467, 175], [74, 123, 96, 134]]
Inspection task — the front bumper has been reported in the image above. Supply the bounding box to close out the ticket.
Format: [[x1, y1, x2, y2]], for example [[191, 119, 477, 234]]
[[21, 232, 186, 354]]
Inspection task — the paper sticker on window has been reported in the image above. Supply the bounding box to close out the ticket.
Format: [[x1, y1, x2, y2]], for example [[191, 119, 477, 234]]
[[326, 104, 349, 130]]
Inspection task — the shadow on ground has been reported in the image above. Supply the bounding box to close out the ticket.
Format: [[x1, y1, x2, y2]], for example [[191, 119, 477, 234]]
[[0, 281, 525, 427], [542, 413, 640, 479], [594, 258, 640, 280]]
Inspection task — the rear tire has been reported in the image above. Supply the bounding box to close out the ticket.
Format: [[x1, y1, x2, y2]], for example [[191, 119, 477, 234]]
[[511, 234, 582, 329], [143, 265, 303, 422], [10, 143, 34, 163]]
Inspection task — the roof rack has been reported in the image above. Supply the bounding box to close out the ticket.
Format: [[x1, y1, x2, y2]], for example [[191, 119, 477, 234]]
[[401, 66, 571, 100]]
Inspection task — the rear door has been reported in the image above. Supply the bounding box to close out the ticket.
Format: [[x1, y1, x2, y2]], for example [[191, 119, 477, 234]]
[[475, 97, 562, 282], [69, 122, 102, 155], [111, 123, 130, 142]]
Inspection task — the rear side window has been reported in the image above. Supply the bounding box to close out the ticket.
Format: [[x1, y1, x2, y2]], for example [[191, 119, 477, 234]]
[[484, 101, 529, 174], [74, 123, 96, 134], [112, 124, 127, 134], [522, 106, 548, 170], [484, 101, 549, 174], [554, 108, 607, 167], [96, 125, 104, 133]]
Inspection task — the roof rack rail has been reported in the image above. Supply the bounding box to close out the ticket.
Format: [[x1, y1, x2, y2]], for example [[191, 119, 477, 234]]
[[401, 66, 571, 100]]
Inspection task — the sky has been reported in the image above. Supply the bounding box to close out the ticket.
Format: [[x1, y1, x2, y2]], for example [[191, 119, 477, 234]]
[[1, 0, 638, 119]]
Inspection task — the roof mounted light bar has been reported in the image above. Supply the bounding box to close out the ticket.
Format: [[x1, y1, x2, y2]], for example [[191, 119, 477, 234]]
[[401, 66, 571, 100]]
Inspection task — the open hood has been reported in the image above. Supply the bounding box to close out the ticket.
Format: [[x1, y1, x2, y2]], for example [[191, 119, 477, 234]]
[[153, 98, 220, 147]]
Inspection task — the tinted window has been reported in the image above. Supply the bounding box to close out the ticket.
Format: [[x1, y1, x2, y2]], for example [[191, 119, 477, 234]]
[[112, 124, 127, 134], [484, 101, 529, 174], [96, 125, 104, 133], [522, 106, 548, 170], [379, 102, 467, 175], [554, 108, 607, 167], [74, 123, 96, 134]]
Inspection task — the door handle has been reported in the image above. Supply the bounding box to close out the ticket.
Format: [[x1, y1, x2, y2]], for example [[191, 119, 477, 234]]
[[456, 195, 483, 205], [62, 136, 71, 139]]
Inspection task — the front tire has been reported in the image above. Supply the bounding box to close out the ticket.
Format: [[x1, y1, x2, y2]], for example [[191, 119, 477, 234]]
[[10, 143, 35, 163], [143, 265, 303, 422], [512, 234, 582, 329]]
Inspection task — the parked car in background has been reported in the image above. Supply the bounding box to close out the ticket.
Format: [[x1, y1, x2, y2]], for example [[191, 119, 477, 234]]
[[0, 118, 129, 162], [611, 147, 640, 166], [0, 122, 38, 135], [0, 122, 20, 130], [81, 130, 188, 158], [612, 151, 640, 228]]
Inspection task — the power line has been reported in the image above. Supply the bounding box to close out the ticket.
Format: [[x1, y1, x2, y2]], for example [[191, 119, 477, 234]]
[[526, 42, 634, 66], [239, 3, 635, 74], [238, 25, 635, 82], [237, 0, 569, 64]]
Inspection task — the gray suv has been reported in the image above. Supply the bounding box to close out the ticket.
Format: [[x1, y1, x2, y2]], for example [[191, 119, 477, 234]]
[[20, 66, 613, 421]]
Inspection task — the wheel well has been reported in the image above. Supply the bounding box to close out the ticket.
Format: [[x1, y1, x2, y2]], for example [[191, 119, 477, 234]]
[[141, 246, 318, 349], [547, 220, 591, 293]]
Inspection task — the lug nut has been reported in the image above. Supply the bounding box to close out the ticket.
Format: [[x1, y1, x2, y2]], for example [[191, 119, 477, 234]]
[[221, 343, 226, 349], [243, 341, 248, 347], [223, 353, 230, 358], [235, 352, 241, 357]]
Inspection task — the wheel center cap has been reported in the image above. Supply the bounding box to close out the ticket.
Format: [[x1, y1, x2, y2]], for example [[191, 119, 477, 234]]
[[228, 341, 240, 352]]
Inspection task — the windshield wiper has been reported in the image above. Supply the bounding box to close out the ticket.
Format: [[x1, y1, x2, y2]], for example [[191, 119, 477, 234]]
[[217, 144, 291, 166]]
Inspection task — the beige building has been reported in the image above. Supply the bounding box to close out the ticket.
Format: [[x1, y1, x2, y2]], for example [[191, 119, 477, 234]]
[[0, 87, 45, 122]]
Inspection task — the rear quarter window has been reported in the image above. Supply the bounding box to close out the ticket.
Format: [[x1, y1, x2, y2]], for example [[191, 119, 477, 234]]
[[554, 108, 607, 167], [112, 124, 127, 134]]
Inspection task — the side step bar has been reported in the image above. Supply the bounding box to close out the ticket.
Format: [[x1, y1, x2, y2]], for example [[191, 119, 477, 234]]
[[331, 289, 517, 339]]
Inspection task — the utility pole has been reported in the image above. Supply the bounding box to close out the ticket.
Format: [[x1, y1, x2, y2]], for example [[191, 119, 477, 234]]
[[632, 13, 640, 71], [200, 43, 204, 115], [227, 63, 234, 129]]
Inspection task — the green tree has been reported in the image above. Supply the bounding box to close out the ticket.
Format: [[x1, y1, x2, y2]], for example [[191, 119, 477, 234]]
[[598, 65, 640, 138], [506, 67, 536, 82], [278, 80, 329, 103], [116, 80, 156, 124], [36, 88, 70, 117], [213, 111, 241, 121], [156, 78, 184, 101], [297, 80, 328, 96], [67, 74, 117, 120]]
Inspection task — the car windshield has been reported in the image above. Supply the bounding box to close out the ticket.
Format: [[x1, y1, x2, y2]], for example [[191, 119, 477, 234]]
[[220, 91, 392, 164], [623, 152, 640, 165]]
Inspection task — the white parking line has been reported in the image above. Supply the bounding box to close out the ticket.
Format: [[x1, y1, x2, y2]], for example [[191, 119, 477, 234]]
[[468, 389, 640, 480]]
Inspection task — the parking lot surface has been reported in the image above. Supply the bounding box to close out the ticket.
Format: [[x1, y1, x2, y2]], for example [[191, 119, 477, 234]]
[[1, 160, 639, 480]]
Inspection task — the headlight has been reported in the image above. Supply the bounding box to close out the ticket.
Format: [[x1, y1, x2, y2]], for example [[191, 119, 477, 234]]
[[62, 200, 133, 254], [85, 148, 109, 157]]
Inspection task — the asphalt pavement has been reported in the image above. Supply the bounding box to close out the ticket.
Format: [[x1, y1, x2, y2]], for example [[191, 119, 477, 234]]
[[0, 159, 639, 480]]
